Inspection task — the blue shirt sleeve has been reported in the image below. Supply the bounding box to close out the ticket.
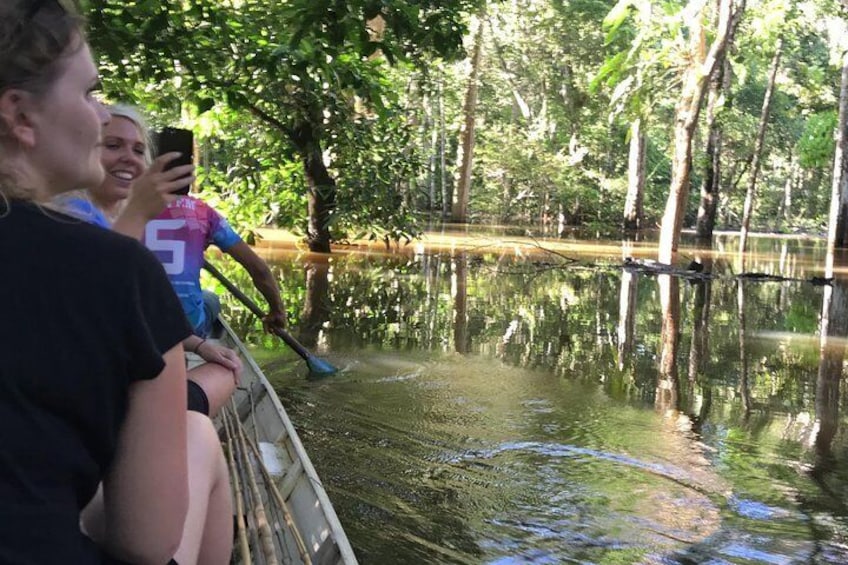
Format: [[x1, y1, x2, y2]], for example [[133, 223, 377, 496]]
[[60, 197, 111, 229], [208, 207, 242, 251]]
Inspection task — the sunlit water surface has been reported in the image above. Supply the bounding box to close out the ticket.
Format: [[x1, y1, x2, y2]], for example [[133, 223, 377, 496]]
[[217, 231, 848, 564]]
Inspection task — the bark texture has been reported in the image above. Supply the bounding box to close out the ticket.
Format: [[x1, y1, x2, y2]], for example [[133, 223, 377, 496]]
[[695, 1, 745, 240], [452, 18, 484, 223], [739, 39, 782, 257], [623, 118, 646, 230], [658, 0, 737, 264], [826, 53, 848, 262]]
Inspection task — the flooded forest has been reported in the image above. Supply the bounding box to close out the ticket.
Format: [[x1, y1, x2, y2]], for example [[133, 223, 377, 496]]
[[87, 0, 848, 561]]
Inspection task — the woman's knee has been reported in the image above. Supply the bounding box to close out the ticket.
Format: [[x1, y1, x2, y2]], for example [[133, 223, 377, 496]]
[[188, 364, 236, 417], [186, 412, 221, 449], [185, 412, 229, 483]]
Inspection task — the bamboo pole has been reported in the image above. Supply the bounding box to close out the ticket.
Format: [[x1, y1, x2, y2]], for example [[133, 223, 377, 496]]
[[231, 404, 280, 565], [222, 408, 251, 564], [247, 391, 295, 563], [229, 409, 261, 565], [242, 423, 313, 565]]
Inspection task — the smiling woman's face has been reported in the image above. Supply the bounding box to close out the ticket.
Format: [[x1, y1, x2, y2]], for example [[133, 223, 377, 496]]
[[90, 115, 146, 206]]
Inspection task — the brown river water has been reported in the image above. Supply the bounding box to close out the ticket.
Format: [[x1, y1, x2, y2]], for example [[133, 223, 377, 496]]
[[215, 229, 848, 564]]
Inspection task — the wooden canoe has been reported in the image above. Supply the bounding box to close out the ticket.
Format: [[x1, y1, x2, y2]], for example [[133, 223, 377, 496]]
[[200, 319, 358, 565]]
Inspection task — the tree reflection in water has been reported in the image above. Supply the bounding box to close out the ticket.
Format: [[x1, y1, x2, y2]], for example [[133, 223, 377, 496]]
[[299, 258, 331, 349], [813, 251, 848, 475], [210, 233, 848, 564]]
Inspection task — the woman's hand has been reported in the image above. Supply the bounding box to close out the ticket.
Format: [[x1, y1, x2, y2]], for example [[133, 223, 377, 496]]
[[123, 152, 196, 221], [196, 341, 243, 384]]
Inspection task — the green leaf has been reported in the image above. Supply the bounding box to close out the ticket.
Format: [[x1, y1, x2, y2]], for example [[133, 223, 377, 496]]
[[602, 0, 635, 39], [197, 97, 216, 114], [590, 51, 627, 93]]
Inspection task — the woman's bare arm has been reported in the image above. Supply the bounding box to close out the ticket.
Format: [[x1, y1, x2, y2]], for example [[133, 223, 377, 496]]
[[99, 345, 189, 565], [111, 154, 194, 240]]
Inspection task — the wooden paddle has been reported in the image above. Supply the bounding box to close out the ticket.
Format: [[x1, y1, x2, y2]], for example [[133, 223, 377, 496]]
[[202, 259, 338, 375]]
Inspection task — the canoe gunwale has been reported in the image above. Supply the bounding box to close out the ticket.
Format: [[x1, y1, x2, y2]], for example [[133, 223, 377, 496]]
[[216, 319, 358, 565]]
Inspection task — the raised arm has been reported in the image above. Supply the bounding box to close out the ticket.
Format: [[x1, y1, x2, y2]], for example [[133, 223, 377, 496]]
[[99, 345, 189, 564], [112, 153, 194, 240], [225, 241, 287, 332]]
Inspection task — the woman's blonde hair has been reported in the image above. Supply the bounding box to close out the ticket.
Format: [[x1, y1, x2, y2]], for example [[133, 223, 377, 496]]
[[0, 0, 85, 200]]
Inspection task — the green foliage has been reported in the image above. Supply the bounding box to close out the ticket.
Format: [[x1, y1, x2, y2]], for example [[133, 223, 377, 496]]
[[190, 104, 307, 232], [797, 111, 837, 169], [330, 105, 425, 245], [87, 0, 480, 245], [83, 0, 848, 239]]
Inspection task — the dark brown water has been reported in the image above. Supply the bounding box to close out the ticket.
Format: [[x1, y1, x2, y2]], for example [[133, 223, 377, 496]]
[[215, 232, 848, 564]]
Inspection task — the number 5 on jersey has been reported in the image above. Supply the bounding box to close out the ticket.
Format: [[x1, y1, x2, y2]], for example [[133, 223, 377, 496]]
[[145, 219, 187, 275]]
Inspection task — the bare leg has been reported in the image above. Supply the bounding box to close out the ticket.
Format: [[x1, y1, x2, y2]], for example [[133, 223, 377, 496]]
[[82, 413, 233, 565], [188, 363, 236, 418], [173, 412, 233, 565]]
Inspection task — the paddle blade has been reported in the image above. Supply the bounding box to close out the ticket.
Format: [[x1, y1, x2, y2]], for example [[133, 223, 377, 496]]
[[306, 355, 338, 376]]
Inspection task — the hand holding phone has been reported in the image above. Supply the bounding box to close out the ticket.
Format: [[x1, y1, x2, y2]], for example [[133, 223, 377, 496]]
[[153, 127, 194, 195]]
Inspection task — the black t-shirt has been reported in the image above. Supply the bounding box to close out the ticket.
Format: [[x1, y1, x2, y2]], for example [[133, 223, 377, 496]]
[[0, 201, 192, 564]]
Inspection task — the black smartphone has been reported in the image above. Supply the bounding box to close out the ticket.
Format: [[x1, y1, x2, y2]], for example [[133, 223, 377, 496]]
[[154, 127, 194, 195]]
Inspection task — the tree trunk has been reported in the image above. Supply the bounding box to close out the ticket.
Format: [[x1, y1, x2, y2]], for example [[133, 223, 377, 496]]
[[826, 52, 848, 261], [439, 78, 450, 220], [452, 17, 484, 223], [695, 59, 729, 239], [623, 117, 646, 230], [247, 105, 336, 253], [695, 2, 744, 241], [292, 120, 337, 253], [562, 63, 578, 136], [304, 152, 336, 253], [658, 0, 737, 264], [778, 152, 796, 225], [427, 91, 437, 213], [739, 39, 783, 257]]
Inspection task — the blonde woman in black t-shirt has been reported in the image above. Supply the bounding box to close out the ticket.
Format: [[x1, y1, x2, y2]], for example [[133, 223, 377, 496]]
[[0, 1, 232, 563]]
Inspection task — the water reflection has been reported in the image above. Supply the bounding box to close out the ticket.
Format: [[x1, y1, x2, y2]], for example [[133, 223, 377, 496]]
[[738, 278, 752, 420], [657, 274, 681, 418], [216, 233, 848, 564], [687, 247, 714, 435], [299, 259, 331, 348], [812, 252, 848, 477], [452, 252, 469, 354]]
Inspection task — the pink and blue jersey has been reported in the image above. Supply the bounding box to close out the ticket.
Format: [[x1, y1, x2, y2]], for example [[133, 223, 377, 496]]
[[144, 196, 241, 334]]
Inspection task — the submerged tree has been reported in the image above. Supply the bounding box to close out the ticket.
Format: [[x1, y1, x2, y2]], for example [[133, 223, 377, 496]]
[[738, 38, 783, 257], [453, 14, 486, 223], [657, 0, 738, 263], [88, 0, 481, 252], [624, 117, 647, 230], [827, 50, 848, 255], [694, 0, 746, 240]]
